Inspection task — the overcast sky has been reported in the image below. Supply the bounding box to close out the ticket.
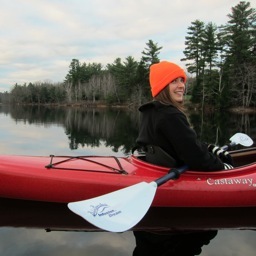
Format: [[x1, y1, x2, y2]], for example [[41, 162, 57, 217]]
[[0, 0, 245, 92]]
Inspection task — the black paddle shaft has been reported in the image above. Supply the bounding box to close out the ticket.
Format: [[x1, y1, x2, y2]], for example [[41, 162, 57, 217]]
[[155, 165, 188, 187]]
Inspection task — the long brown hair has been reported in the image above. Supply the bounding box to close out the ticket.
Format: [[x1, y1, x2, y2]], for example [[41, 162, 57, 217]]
[[153, 84, 185, 112]]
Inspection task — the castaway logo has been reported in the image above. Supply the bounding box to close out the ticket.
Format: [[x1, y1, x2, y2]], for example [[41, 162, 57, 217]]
[[88, 203, 122, 218], [207, 177, 256, 187]]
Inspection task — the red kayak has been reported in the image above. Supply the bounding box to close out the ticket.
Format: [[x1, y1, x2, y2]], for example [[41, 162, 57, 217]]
[[0, 147, 255, 207]]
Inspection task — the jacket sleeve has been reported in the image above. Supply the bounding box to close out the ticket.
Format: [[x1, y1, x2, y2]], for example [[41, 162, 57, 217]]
[[158, 112, 224, 171]]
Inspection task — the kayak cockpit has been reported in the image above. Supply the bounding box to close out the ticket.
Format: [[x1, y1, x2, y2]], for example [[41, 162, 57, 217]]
[[130, 147, 256, 172], [230, 147, 256, 167]]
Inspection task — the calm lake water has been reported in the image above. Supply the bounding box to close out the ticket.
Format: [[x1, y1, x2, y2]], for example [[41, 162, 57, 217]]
[[0, 104, 255, 256]]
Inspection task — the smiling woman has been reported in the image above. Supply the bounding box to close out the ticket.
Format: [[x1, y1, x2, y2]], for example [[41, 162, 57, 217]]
[[136, 61, 230, 171]]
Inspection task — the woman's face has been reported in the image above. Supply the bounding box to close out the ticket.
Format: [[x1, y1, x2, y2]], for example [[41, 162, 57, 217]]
[[168, 77, 185, 103]]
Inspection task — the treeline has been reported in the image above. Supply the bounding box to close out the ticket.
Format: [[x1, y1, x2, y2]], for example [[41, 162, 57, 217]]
[[1, 39, 160, 106], [0, 1, 255, 109]]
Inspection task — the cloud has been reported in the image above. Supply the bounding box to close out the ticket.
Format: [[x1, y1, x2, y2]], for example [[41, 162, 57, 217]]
[[0, 0, 245, 92]]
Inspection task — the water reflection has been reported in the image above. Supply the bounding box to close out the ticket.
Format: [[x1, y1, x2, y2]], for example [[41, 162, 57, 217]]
[[133, 230, 218, 255], [1, 228, 255, 255], [1, 104, 255, 153], [0, 105, 139, 154], [188, 109, 256, 146], [0, 104, 255, 255], [0, 228, 135, 256]]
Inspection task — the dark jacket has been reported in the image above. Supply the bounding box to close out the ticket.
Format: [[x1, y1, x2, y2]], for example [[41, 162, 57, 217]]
[[136, 101, 224, 171]]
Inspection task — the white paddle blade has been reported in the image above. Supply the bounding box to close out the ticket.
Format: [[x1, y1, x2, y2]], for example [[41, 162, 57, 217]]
[[230, 133, 253, 147], [68, 181, 157, 232]]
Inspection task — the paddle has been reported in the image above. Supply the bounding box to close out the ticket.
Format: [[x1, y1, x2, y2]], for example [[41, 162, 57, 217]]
[[222, 132, 253, 150], [68, 132, 253, 232]]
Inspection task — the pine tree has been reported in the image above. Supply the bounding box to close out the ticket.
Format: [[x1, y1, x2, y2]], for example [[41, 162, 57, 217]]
[[201, 22, 219, 106], [141, 39, 162, 67], [219, 1, 256, 107], [182, 20, 205, 103]]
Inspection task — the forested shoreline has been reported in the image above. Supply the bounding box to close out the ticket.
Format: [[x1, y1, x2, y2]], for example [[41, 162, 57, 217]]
[[0, 1, 255, 109]]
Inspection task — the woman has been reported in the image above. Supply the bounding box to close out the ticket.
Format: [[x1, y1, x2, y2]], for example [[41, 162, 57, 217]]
[[136, 60, 233, 170], [133, 61, 230, 255]]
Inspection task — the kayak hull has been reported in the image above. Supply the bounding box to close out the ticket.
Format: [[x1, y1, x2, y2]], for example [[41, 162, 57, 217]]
[[1, 198, 256, 231], [0, 148, 256, 207]]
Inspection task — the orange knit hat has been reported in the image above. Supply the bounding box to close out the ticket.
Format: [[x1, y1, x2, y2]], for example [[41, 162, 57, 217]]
[[149, 61, 187, 97]]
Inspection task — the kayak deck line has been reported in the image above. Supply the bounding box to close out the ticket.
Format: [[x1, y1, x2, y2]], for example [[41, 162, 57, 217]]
[[45, 155, 128, 175]]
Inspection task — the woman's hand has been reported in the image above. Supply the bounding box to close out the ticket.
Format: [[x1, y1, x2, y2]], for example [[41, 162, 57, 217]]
[[208, 144, 234, 166]]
